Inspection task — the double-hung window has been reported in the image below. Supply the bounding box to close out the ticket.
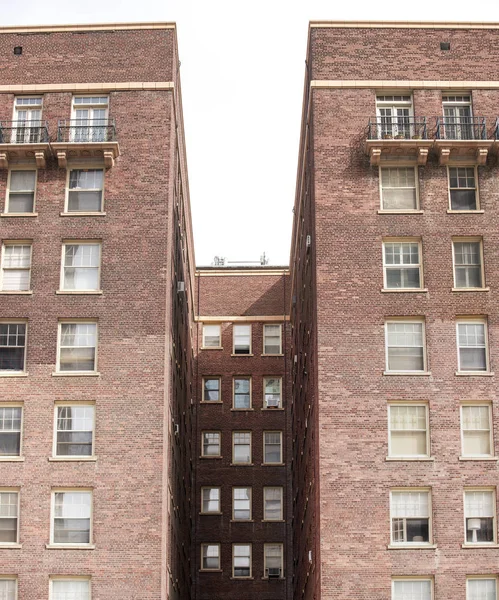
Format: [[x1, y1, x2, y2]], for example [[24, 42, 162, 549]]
[[461, 404, 493, 457], [380, 167, 418, 211], [50, 579, 90, 600], [233, 487, 251, 520], [201, 544, 220, 570], [232, 544, 251, 578], [233, 325, 251, 354], [51, 490, 92, 545], [57, 322, 98, 373], [264, 431, 283, 464], [385, 320, 425, 373], [453, 238, 484, 289], [5, 170, 36, 214], [233, 378, 251, 409], [390, 489, 431, 545], [388, 403, 429, 458], [467, 578, 497, 600], [0, 323, 26, 373], [0, 579, 17, 600], [383, 240, 422, 289], [1, 243, 32, 291], [464, 489, 496, 545], [202, 378, 221, 402], [263, 324, 282, 354], [264, 544, 283, 578], [61, 242, 101, 291], [264, 487, 283, 520], [448, 167, 478, 211], [264, 377, 282, 409], [392, 579, 432, 600], [202, 325, 221, 348], [201, 432, 221, 457], [233, 432, 251, 464], [67, 169, 104, 213], [456, 319, 489, 373], [0, 406, 22, 457], [0, 490, 19, 545], [201, 488, 220, 514], [54, 404, 95, 457]]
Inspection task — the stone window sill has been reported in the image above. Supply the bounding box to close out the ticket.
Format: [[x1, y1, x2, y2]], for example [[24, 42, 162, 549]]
[[383, 371, 431, 376], [261, 353, 284, 357], [0, 543, 22, 549], [447, 209, 484, 214], [1, 213, 38, 218], [0, 290, 33, 295], [0, 456, 25, 462], [387, 544, 437, 550], [45, 544, 95, 550], [459, 456, 498, 461], [377, 210, 424, 215], [455, 371, 494, 377], [381, 288, 428, 293], [452, 287, 490, 292], [262, 407, 285, 411], [56, 290, 103, 295], [385, 457, 434, 462], [48, 456, 97, 462], [230, 353, 254, 357], [0, 372, 28, 377], [461, 544, 499, 549], [52, 372, 100, 377], [60, 212, 106, 217]]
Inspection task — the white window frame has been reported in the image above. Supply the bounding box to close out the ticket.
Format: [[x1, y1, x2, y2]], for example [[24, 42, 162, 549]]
[[59, 240, 102, 293], [201, 377, 221, 403], [200, 487, 221, 514], [387, 401, 430, 459], [232, 543, 252, 578], [12, 96, 43, 145], [385, 318, 427, 374], [447, 165, 480, 212], [0, 320, 28, 374], [391, 577, 434, 600], [200, 543, 221, 571], [232, 431, 252, 465], [233, 324, 252, 355], [0, 403, 23, 459], [0, 242, 32, 293], [50, 488, 93, 547], [202, 324, 221, 349], [379, 166, 420, 212], [0, 577, 17, 600], [456, 318, 490, 374], [52, 402, 96, 459], [463, 488, 497, 546], [232, 377, 252, 410], [460, 403, 494, 458], [263, 431, 283, 465], [49, 577, 91, 600], [264, 543, 284, 579], [263, 376, 282, 409], [64, 167, 105, 214], [452, 237, 485, 290], [4, 167, 38, 215], [390, 488, 432, 547], [382, 238, 423, 291], [263, 486, 284, 521], [201, 431, 221, 458], [232, 487, 252, 521], [56, 320, 98, 375], [263, 324, 283, 355], [0, 488, 19, 546], [466, 576, 498, 600]]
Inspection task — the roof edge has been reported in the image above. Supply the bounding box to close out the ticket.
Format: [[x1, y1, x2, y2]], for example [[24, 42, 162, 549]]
[[0, 22, 176, 34], [309, 20, 499, 29]]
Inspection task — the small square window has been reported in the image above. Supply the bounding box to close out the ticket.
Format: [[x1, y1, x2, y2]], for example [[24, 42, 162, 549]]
[[50, 578, 90, 600], [467, 578, 497, 600], [264, 487, 283, 521], [390, 489, 431, 545], [448, 167, 478, 210], [264, 377, 282, 409], [54, 404, 95, 457], [202, 325, 221, 348], [57, 322, 97, 373], [464, 489, 496, 544], [1, 243, 32, 291], [263, 324, 282, 354], [51, 490, 92, 545], [201, 543, 220, 570], [202, 378, 221, 402], [201, 487, 220, 514], [0, 490, 19, 545], [264, 431, 283, 464], [392, 579, 432, 600], [380, 167, 418, 211], [61, 242, 101, 291], [453, 239, 484, 289], [233, 378, 251, 409], [232, 543, 251, 578], [0, 323, 27, 372], [233, 324, 251, 354], [67, 169, 104, 213], [5, 170, 36, 214], [456, 319, 489, 373], [388, 404, 429, 458], [233, 487, 251, 520], [201, 432, 221, 457], [383, 240, 422, 290], [385, 320, 425, 373], [0, 406, 22, 457], [233, 431, 251, 464], [264, 544, 283, 578], [0, 579, 17, 600], [461, 404, 493, 457]]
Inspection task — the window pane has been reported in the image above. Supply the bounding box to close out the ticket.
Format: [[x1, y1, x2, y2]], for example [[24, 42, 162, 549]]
[[264, 325, 281, 354], [52, 580, 90, 600], [0, 492, 18, 543], [450, 189, 477, 210], [393, 580, 431, 600], [233, 488, 251, 519], [233, 544, 251, 577], [10, 170, 36, 192], [203, 379, 220, 401], [234, 378, 250, 408], [56, 406, 94, 456], [0, 580, 16, 600], [265, 378, 281, 408], [203, 325, 220, 347], [462, 406, 491, 456], [0, 324, 26, 371], [202, 432, 220, 456], [59, 324, 97, 372], [387, 322, 424, 371], [264, 488, 282, 520], [53, 492, 91, 544], [264, 432, 282, 463], [234, 325, 251, 354], [202, 488, 220, 513], [381, 168, 417, 210], [202, 544, 220, 569], [0, 407, 22, 456], [63, 244, 100, 290], [458, 323, 487, 371], [468, 579, 497, 600]]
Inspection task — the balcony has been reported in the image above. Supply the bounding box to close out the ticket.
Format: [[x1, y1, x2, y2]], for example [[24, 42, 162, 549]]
[[51, 119, 120, 168], [0, 121, 50, 168], [365, 117, 433, 166], [434, 117, 492, 165]]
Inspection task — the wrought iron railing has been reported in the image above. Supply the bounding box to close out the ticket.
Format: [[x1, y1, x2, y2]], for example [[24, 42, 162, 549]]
[[436, 116, 487, 140], [0, 120, 49, 144], [57, 119, 117, 143], [367, 117, 427, 140]]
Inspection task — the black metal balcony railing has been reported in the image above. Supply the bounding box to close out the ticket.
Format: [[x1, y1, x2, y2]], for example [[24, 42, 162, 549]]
[[367, 117, 427, 140], [57, 119, 117, 143], [0, 120, 49, 144], [436, 116, 487, 140]]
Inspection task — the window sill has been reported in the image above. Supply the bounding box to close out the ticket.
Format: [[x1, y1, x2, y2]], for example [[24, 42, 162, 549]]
[[230, 353, 254, 357], [230, 463, 254, 467], [383, 371, 431, 376], [387, 544, 437, 550], [0, 290, 33, 295], [377, 210, 424, 215], [261, 407, 285, 411], [231, 408, 255, 412], [381, 288, 428, 293], [0, 372, 28, 377], [447, 209, 484, 214], [48, 456, 97, 462], [200, 347, 223, 351], [199, 455, 223, 459], [0, 456, 25, 462], [200, 401, 223, 404], [45, 544, 95, 550], [230, 519, 254, 523], [452, 287, 490, 292], [52, 372, 100, 377], [261, 463, 285, 467], [455, 371, 494, 377], [459, 456, 498, 461], [261, 353, 284, 357], [386, 456, 434, 462], [56, 290, 103, 295], [0, 543, 22, 549], [60, 212, 106, 217], [462, 544, 499, 549], [1, 213, 38, 218]]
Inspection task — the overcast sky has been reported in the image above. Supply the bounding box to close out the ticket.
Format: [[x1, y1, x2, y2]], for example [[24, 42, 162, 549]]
[[3, 1, 499, 265]]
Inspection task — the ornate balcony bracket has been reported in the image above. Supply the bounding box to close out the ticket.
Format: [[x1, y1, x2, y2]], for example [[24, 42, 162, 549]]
[[56, 150, 67, 168], [0, 143, 50, 169], [434, 140, 493, 166], [0, 152, 7, 169], [50, 142, 120, 169], [369, 147, 382, 166], [365, 140, 433, 167], [417, 147, 429, 165]]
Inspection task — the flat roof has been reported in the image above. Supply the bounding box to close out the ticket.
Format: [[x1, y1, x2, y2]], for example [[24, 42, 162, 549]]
[[310, 20, 499, 29], [0, 22, 176, 34]]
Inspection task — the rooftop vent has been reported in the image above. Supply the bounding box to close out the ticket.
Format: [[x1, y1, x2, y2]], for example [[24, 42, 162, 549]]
[[440, 42, 450, 51]]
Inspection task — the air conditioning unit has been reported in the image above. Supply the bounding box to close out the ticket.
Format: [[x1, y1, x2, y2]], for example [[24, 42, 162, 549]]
[[306, 234, 311, 248], [177, 281, 185, 293], [266, 398, 280, 409], [266, 568, 282, 579]]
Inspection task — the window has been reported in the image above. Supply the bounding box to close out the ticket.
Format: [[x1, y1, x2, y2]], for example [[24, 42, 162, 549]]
[[57, 322, 97, 373], [453, 239, 484, 289], [442, 95, 473, 140], [5, 170, 36, 214], [201, 487, 220, 514], [264, 377, 282, 409], [1, 243, 32, 291], [467, 578, 497, 600], [376, 95, 413, 138], [392, 579, 432, 600], [61, 242, 101, 291], [0, 406, 22, 457], [264, 431, 283, 464], [0, 491, 19, 544], [50, 579, 90, 600], [390, 490, 431, 545], [233, 487, 251, 520], [383, 240, 422, 290], [388, 404, 429, 458], [457, 320, 489, 373], [264, 487, 283, 521], [71, 95, 109, 142], [13, 96, 43, 143], [380, 167, 418, 211], [461, 404, 493, 457], [202, 324, 221, 348], [67, 169, 104, 213], [201, 543, 220, 570], [233, 432, 251, 464], [264, 544, 283, 578], [201, 432, 221, 457], [0, 323, 26, 372], [448, 167, 478, 211], [202, 378, 221, 402], [233, 378, 251, 409], [0, 579, 17, 600], [232, 544, 251, 578], [233, 325, 251, 354], [385, 320, 425, 373], [263, 324, 282, 354], [464, 490, 495, 544], [51, 490, 92, 545], [54, 405, 95, 457]]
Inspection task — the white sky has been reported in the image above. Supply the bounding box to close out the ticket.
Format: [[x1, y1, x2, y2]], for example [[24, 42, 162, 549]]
[[3, 0, 499, 265]]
